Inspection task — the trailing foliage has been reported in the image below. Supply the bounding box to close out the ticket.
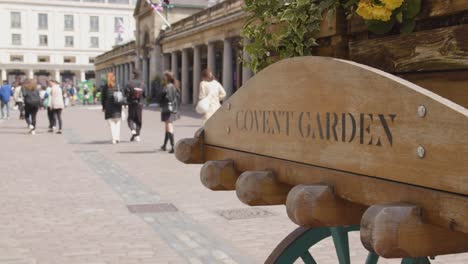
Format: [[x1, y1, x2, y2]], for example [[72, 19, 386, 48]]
[[242, 0, 421, 72]]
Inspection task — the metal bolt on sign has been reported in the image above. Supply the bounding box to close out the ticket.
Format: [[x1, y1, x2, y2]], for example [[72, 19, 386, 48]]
[[418, 105, 427, 118]]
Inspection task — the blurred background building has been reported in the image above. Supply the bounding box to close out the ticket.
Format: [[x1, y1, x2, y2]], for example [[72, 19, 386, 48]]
[[0, 0, 137, 85]]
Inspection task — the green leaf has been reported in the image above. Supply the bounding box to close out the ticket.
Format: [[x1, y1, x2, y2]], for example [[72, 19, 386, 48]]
[[400, 20, 415, 34], [396, 12, 403, 23], [296, 0, 309, 7], [366, 19, 395, 35], [402, 0, 421, 19]]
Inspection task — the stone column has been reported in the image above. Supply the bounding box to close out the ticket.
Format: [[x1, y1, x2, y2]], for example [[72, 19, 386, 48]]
[[154, 44, 163, 78], [54, 70, 60, 82], [163, 54, 171, 71], [123, 63, 130, 86], [171, 51, 179, 80], [181, 48, 190, 105], [1, 69, 6, 82], [80, 70, 86, 82], [149, 49, 156, 83], [142, 59, 148, 91], [28, 69, 34, 79], [129, 63, 134, 78], [207, 42, 216, 72], [223, 38, 233, 97], [193, 45, 201, 105], [242, 37, 254, 85]]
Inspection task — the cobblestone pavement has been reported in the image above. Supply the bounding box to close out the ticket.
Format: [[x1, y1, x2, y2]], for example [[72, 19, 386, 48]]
[[0, 106, 467, 264]]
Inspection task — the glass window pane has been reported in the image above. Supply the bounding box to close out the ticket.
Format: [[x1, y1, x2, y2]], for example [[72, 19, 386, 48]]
[[90, 16, 99, 32], [65, 15, 74, 31], [108, 0, 129, 4], [38, 13, 48, 29], [12, 34, 21, 45], [65, 36, 74, 47], [90, 37, 99, 48], [11, 12, 21, 28], [39, 35, 48, 46]]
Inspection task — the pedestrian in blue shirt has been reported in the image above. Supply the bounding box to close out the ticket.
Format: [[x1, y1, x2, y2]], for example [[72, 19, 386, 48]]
[[0, 81, 12, 119]]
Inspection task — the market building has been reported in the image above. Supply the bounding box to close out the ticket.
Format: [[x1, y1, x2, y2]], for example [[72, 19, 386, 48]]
[[0, 0, 137, 85]]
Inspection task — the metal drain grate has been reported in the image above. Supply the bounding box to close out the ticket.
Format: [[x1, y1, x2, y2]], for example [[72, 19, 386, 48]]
[[127, 203, 178, 214], [216, 208, 274, 220]]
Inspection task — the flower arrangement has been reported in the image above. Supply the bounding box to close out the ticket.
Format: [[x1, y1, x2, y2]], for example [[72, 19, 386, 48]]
[[354, 0, 421, 34], [242, 0, 422, 72]]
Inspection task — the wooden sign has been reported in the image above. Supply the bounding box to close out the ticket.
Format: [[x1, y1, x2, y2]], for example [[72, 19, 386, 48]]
[[204, 57, 468, 196]]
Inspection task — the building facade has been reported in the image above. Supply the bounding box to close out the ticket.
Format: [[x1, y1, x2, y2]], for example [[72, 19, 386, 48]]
[[0, 0, 136, 85], [95, 0, 209, 96], [95, 0, 251, 106]]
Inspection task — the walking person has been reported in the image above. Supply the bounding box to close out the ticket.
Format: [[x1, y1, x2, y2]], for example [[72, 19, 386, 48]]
[[0, 81, 12, 119], [159, 71, 180, 154], [196, 69, 226, 124], [101, 72, 123, 144], [13, 81, 25, 120], [22, 79, 41, 135], [49, 80, 65, 134], [43, 84, 55, 132], [125, 70, 146, 142]]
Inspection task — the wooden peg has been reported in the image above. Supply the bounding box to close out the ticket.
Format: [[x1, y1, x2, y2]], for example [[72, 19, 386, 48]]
[[286, 185, 367, 227], [200, 160, 239, 191], [175, 129, 204, 164], [235, 171, 292, 206], [361, 203, 468, 258]]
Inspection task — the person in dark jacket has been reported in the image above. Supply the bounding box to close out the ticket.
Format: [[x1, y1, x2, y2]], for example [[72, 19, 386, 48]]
[[101, 72, 122, 144], [22, 79, 42, 135], [125, 70, 146, 142], [159, 71, 180, 153]]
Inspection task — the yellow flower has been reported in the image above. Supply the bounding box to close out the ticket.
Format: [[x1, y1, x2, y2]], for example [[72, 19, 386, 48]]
[[381, 0, 403, 10], [356, 0, 393, 22]]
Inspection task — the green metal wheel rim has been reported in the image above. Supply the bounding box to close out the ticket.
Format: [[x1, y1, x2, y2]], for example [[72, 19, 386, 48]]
[[267, 225, 431, 264]]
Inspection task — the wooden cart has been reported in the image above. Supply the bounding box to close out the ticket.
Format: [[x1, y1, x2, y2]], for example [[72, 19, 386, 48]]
[[175, 57, 467, 263]]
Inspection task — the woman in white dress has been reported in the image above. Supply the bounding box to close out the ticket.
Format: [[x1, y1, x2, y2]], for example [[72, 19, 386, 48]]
[[197, 69, 226, 124]]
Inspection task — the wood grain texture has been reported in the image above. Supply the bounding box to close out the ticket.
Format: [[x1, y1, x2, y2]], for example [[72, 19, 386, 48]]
[[286, 185, 367, 227], [204, 57, 468, 196], [398, 71, 468, 108], [204, 145, 468, 235], [361, 204, 468, 258], [200, 160, 239, 191], [349, 25, 468, 73], [235, 171, 292, 206]]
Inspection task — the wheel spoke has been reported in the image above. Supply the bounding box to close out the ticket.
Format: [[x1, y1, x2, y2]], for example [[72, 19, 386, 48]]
[[330, 226, 351, 264], [365, 252, 379, 264], [300, 251, 317, 264]]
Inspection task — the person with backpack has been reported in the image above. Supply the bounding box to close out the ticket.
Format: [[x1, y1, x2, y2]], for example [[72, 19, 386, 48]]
[[159, 71, 180, 154], [22, 79, 42, 135], [101, 72, 124, 144], [49, 80, 65, 134], [0, 81, 12, 119], [125, 70, 146, 142]]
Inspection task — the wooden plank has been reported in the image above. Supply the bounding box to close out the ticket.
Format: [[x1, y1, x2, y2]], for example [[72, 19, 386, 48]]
[[361, 204, 468, 258], [398, 71, 468, 108], [349, 0, 468, 33], [204, 57, 468, 196], [204, 145, 468, 234], [349, 25, 468, 73]]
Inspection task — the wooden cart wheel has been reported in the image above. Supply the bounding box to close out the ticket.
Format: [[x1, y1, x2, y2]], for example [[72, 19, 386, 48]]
[[265, 226, 431, 264]]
